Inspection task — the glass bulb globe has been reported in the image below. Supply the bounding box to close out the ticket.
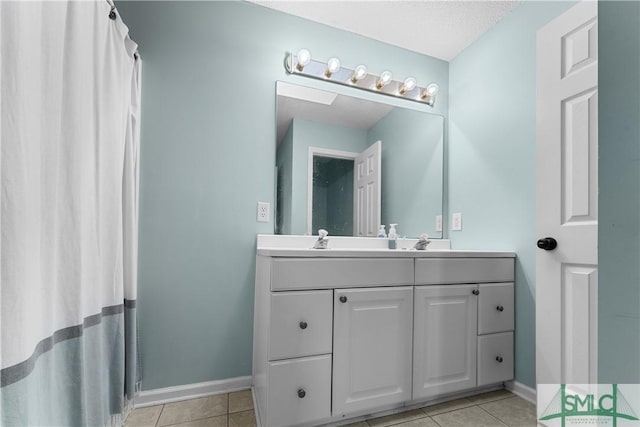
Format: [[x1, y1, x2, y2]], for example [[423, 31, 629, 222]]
[[354, 65, 367, 80], [400, 77, 417, 94], [327, 58, 340, 75], [426, 83, 439, 96], [297, 49, 311, 67], [376, 71, 393, 89]]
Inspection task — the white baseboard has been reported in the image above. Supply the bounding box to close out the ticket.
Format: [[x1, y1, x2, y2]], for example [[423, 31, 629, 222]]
[[134, 376, 252, 408], [505, 380, 537, 404]]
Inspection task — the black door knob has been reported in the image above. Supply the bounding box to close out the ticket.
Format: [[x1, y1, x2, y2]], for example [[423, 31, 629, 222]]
[[496, 305, 504, 312], [339, 295, 347, 303], [537, 237, 558, 251], [299, 321, 308, 330], [496, 356, 504, 363], [297, 388, 306, 398], [472, 289, 479, 295]]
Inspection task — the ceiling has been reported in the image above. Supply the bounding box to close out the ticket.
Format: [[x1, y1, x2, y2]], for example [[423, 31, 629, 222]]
[[251, 0, 520, 61]]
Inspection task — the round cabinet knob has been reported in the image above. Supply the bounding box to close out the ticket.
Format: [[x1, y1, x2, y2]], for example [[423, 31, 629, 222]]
[[339, 295, 348, 303], [496, 305, 504, 312], [472, 289, 479, 295], [537, 237, 558, 251], [299, 321, 308, 330], [297, 388, 306, 398], [496, 356, 504, 363]]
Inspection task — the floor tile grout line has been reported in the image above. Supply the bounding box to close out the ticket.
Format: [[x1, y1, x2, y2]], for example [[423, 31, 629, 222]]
[[155, 404, 166, 427], [475, 403, 510, 427]]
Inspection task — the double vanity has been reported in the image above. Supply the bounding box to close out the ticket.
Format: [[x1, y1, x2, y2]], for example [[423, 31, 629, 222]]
[[252, 235, 516, 427]]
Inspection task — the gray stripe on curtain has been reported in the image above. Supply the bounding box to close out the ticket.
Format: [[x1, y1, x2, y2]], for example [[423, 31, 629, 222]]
[[1, 301, 135, 387]]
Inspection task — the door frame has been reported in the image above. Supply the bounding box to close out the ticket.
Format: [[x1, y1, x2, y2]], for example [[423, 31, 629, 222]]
[[306, 147, 358, 235]]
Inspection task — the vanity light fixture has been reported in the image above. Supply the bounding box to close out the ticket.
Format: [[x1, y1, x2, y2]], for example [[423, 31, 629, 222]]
[[285, 50, 439, 107], [350, 65, 368, 84], [421, 83, 439, 106], [399, 77, 417, 95], [325, 57, 341, 78]]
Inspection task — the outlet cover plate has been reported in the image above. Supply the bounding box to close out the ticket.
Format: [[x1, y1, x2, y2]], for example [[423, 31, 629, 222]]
[[452, 212, 462, 231], [257, 202, 270, 222], [435, 215, 443, 232]]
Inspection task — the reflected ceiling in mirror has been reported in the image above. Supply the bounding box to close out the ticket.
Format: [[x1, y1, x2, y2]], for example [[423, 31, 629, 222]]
[[275, 81, 444, 239]]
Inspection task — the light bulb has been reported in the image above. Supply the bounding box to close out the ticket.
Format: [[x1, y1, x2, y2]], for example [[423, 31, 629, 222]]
[[399, 77, 417, 94], [424, 83, 439, 97], [350, 65, 368, 83], [296, 49, 311, 71], [376, 71, 393, 89], [325, 57, 341, 78], [421, 83, 439, 106]]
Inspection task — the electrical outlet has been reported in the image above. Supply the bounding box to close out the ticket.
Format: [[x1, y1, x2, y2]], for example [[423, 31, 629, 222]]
[[452, 212, 462, 231], [435, 215, 443, 232], [257, 202, 270, 223]]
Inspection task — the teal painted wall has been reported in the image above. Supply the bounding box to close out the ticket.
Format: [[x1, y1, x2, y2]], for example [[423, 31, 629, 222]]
[[369, 110, 444, 238], [449, 1, 575, 388], [116, 1, 448, 390], [288, 118, 369, 235], [598, 1, 640, 383]]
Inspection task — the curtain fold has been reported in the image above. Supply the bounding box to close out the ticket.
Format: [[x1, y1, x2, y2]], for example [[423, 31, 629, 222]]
[[1, 1, 140, 425]]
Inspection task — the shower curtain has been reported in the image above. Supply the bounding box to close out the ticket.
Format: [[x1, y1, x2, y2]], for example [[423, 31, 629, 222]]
[[1, 1, 141, 425]]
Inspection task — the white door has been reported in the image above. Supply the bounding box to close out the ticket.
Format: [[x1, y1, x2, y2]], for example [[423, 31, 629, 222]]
[[413, 285, 478, 400], [536, 0, 598, 385], [354, 141, 381, 236], [333, 286, 413, 416]]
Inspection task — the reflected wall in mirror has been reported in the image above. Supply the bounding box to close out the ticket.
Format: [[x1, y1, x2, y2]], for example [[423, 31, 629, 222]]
[[275, 81, 444, 238]]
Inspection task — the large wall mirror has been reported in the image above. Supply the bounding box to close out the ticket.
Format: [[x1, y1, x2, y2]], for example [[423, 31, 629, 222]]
[[275, 81, 444, 239]]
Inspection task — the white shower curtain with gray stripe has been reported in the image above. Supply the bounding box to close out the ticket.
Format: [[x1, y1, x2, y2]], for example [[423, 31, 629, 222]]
[[1, 1, 140, 425]]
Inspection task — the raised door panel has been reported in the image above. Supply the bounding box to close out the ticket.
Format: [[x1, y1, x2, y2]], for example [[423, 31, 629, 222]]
[[413, 285, 478, 400], [333, 286, 413, 416]]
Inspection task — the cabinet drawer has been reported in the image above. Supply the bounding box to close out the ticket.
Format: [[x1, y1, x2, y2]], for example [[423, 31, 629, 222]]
[[477, 332, 514, 387], [268, 355, 331, 427], [415, 258, 514, 285], [269, 291, 333, 360], [271, 258, 413, 290], [478, 283, 514, 334]]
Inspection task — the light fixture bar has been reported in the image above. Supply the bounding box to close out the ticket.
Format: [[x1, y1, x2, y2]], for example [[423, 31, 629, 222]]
[[285, 51, 438, 107]]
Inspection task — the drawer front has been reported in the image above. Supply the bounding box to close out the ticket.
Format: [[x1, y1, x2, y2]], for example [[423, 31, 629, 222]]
[[477, 332, 514, 387], [269, 291, 333, 360], [271, 258, 414, 290], [268, 355, 332, 427], [478, 283, 514, 334], [415, 258, 514, 285]]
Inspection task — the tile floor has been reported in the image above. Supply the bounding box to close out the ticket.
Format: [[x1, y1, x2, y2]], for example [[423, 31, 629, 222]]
[[124, 389, 536, 427]]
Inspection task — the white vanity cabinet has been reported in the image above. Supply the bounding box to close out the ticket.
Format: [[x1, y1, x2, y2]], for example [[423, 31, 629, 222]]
[[253, 246, 515, 427], [332, 287, 413, 416]]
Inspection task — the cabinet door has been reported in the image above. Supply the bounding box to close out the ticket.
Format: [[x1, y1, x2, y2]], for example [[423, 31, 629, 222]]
[[478, 282, 514, 335], [333, 287, 413, 416], [477, 332, 514, 387], [268, 355, 332, 427], [413, 285, 478, 400]]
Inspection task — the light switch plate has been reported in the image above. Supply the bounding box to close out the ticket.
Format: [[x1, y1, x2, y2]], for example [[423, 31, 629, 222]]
[[452, 212, 462, 231], [257, 202, 270, 222], [435, 215, 443, 232]]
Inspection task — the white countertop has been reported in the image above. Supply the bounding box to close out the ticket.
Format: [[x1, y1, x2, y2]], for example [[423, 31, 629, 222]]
[[257, 248, 516, 258], [256, 235, 515, 258]]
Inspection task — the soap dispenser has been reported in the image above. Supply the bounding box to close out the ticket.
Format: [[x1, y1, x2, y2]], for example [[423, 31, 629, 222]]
[[388, 224, 398, 249], [377, 225, 387, 238]]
